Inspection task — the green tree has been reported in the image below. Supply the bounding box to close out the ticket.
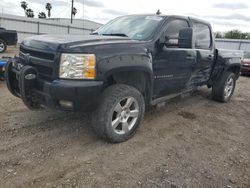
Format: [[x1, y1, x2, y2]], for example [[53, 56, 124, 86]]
[[224, 30, 248, 39], [243, 32, 250, 39], [25, 8, 34, 18], [20, 1, 28, 16], [247, 33, 250, 39], [214, 31, 223, 38], [72, 7, 77, 17], [38, 12, 47, 19], [46, 3, 52, 18]]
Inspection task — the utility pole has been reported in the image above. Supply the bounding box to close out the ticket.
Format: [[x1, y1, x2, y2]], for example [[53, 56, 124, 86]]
[[82, 0, 84, 30], [70, 0, 74, 24]]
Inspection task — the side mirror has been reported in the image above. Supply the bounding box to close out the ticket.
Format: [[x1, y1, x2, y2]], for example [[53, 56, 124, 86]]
[[158, 34, 178, 48], [165, 38, 178, 47], [178, 28, 193, 49]]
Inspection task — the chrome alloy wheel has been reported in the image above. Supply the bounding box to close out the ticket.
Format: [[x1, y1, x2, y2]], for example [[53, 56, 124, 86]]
[[0, 42, 4, 52], [224, 77, 234, 99], [111, 97, 139, 135]]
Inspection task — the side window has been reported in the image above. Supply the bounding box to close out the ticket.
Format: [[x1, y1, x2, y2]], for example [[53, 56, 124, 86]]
[[165, 19, 189, 48], [193, 22, 211, 50]]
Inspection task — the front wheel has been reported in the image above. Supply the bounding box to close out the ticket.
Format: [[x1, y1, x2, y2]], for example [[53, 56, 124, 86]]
[[92, 84, 145, 143], [212, 72, 236, 102]]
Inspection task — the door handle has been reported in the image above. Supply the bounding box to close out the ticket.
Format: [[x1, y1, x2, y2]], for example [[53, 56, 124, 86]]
[[207, 55, 213, 60], [185, 56, 195, 60]]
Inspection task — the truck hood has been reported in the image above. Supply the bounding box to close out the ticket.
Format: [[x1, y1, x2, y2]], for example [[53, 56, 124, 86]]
[[22, 34, 135, 52]]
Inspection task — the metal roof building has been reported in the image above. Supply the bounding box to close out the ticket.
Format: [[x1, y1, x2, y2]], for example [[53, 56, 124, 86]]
[[0, 14, 102, 43], [215, 38, 250, 52]]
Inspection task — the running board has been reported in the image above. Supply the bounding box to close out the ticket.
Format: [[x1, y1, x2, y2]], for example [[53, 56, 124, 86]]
[[150, 93, 181, 106], [150, 88, 195, 106]]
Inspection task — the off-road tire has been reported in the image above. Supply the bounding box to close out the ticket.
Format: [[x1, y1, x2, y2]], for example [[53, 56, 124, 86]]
[[212, 72, 236, 102], [92, 84, 145, 143]]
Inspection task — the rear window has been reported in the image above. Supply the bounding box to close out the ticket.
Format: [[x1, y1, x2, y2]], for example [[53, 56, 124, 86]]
[[193, 22, 211, 50]]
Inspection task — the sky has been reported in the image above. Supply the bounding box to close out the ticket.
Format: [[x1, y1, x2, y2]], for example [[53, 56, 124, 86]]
[[1, 0, 250, 32]]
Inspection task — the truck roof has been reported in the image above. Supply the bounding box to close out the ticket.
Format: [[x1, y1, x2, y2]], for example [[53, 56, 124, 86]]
[[123, 14, 211, 26]]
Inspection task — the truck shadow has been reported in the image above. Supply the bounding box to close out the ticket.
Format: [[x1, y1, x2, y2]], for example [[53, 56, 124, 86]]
[[5, 87, 212, 144], [240, 74, 250, 78], [53, 88, 212, 142]]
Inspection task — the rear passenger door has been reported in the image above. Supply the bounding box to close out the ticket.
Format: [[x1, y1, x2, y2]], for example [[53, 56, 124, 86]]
[[190, 21, 214, 85]]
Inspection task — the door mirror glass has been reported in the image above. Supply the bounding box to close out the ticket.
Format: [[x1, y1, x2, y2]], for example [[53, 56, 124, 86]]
[[178, 28, 193, 48]]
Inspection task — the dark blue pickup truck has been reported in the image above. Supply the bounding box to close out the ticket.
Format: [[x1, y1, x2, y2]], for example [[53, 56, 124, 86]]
[[0, 27, 17, 53], [5, 14, 242, 142]]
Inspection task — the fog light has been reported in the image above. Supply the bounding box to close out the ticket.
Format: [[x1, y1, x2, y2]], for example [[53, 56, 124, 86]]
[[59, 100, 73, 109]]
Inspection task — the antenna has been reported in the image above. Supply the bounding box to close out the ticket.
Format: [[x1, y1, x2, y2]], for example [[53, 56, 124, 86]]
[[156, 9, 161, 15]]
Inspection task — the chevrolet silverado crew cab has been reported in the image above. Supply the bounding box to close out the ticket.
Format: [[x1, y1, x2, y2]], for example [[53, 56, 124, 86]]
[[5, 14, 242, 143]]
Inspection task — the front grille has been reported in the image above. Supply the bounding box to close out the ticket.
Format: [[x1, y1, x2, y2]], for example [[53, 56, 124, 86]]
[[19, 45, 56, 81], [20, 46, 55, 60]]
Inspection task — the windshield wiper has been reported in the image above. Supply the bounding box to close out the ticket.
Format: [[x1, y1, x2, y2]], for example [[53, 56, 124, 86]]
[[102, 33, 128, 37]]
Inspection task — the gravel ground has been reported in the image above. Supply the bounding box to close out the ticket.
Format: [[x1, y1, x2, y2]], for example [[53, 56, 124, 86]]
[[0, 46, 19, 59], [0, 47, 249, 188]]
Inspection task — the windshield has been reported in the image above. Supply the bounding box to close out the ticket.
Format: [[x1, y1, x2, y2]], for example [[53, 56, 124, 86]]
[[94, 15, 164, 41]]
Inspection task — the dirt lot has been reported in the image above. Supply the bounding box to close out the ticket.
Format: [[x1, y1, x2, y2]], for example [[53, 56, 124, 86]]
[[0, 47, 250, 188]]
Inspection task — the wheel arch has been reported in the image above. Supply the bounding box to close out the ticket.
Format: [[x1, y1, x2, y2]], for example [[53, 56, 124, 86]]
[[225, 64, 241, 79], [0, 38, 7, 44], [102, 67, 153, 105]]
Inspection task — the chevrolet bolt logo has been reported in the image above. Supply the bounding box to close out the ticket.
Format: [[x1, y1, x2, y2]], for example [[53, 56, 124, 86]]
[[25, 74, 36, 80]]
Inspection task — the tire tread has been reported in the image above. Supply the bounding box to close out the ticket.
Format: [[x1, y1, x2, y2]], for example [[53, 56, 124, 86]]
[[92, 84, 145, 143], [212, 72, 236, 102]]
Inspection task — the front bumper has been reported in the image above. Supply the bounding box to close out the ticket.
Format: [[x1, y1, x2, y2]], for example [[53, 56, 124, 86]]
[[5, 58, 103, 111]]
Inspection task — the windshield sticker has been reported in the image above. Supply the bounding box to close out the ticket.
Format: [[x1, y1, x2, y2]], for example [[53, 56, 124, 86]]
[[145, 16, 163, 21], [136, 34, 143, 38]]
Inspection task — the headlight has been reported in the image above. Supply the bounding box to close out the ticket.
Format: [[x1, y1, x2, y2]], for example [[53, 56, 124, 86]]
[[59, 53, 96, 79]]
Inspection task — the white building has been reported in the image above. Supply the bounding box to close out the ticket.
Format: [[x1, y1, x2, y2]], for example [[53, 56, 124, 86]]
[[215, 38, 250, 52], [0, 14, 102, 43]]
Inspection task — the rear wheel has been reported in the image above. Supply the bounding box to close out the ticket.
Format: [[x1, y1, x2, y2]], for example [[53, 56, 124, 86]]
[[92, 84, 145, 143], [212, 72, 236, 102], [0, 39, 7, 53]]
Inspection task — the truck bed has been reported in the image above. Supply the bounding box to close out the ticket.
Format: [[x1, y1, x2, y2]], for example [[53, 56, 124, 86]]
[[209, 49, 243, 84]]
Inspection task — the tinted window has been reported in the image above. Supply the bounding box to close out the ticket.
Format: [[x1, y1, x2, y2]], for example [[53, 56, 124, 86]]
[[165, 19, 189, 47], [193, 22, 211, 49]]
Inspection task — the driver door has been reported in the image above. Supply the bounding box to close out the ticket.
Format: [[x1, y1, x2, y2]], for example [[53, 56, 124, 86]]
[[153, 18, 197, 98]]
